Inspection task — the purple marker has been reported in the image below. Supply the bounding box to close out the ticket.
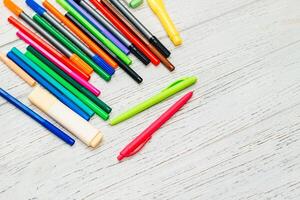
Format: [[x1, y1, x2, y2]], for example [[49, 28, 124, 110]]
[[67, 0, 130, 55]]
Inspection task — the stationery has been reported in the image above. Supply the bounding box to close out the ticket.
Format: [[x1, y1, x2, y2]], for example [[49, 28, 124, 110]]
[[110, 76, 197, 125], [42, 0, 118, 69], [0, 53, 36, 86], [66, 14, 143, 84], [26, 0, 115, 76], [25, 51, 111, 119], [118, 91, 193, 161], [57, 0, 132, 66], [7, 51, 90, 121], [27, 46, 112, 115], [29, 86, 103, 148], [0, 88, 75, 146], [147, 0, 182, 46], [32, 14, 115, 77], [74, 0, 150, 65], [4, 0, 92, 79], [107, 0, 171, 58], [16, 30, 101, 96], [89, 0, 160, 66], [10, 47, 95, 119], [98, 0, 175, 71], [7, 16, 90, 81], [122, 0, 144, 8], [71, 0, 129, 55]]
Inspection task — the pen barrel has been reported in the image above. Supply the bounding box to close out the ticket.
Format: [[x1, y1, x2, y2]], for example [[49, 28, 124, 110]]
[[149, 2, 182, 46], [119, 92, 193, 159], [0, 88, 75, 146]]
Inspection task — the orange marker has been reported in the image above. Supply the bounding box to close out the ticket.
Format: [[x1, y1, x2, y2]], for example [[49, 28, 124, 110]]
[[43, 0, 118, 68], [4, 0, 91, 80], [0, 53, 36, 86]]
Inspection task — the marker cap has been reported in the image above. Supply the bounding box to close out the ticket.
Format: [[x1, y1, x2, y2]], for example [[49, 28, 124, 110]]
[[29, 86, 103, 147], [26, 0, 46, 16], [4, 0, 23, 16]]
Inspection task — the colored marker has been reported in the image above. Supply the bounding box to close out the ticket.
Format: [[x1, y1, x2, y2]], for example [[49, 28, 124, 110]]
[[11, 47, 95, 119], [0, 53, 36, 86], [0, 88, 75, 146], [57, 0, 132, 66], [122, 0, 144, 9], [96, 0, 174, 71], [26, 0, 115, 76], [29, 86, 103, 148], [27, 46, 112, 115], [110, 76, 197, 125], [118, 91, 193, 161], [147, 0, 182, 46], [107, 0, 171, 58], [74, 0, 150, 65], [32, 14, 114, 77], [4, 0, 92, 78], [7, 51, 90, 121], [16, 30, 101, 96], [42, 0, 118, 69], [66, 13, 143, 84], [89, 0, 160, 66], [7, 16, 90, 81], [70, 0, 129, 55], [25, 51, 111, 118]]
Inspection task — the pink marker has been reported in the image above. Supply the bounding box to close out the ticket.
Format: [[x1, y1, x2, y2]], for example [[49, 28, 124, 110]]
[[16, 31, 101, 96]]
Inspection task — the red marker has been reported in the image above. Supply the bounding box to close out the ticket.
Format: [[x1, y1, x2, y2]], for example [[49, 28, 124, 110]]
[[117, 91, 193, 161], [8, 16, 90, 81], [90, 0, 160, 66]]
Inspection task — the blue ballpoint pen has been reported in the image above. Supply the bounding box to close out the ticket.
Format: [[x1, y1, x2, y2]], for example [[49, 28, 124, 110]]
[[0, 88, 75, 146]]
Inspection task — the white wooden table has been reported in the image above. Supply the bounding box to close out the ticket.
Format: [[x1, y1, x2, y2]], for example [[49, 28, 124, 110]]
[[0, 0, 300, 199]]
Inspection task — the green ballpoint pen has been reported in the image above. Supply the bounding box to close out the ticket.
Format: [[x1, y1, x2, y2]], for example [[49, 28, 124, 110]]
[[109, 76, 197, 125], [56, 0, 132, 66], [25, 51, 110, 121]]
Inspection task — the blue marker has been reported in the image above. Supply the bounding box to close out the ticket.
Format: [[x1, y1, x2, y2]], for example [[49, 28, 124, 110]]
[[7, 51, 91, 121], [0, 88, 75, 146], [10, 48, 94, 118], [25, 0, 115, 76]]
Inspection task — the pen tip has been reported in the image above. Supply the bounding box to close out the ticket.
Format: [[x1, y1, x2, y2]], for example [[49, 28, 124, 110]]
[[117, 154, 124, 161]]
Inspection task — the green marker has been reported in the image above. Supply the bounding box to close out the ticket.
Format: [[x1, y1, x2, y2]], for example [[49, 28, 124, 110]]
[[123, 0, 144, 8], [25, 51, 110, 121], [26, 46, 112, 114], [109, 76, 197, 125], [11, 47, 95, 118], [57, 0, 132, 66], [32, 14, 112, 80]]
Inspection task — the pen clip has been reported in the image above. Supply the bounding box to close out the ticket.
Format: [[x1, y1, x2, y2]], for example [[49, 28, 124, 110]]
[[128, 136, 152, 157], [161, 77, 189, 93]]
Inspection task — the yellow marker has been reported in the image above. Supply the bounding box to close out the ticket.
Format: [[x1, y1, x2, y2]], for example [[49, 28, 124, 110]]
[[147, 0, 182, 46]]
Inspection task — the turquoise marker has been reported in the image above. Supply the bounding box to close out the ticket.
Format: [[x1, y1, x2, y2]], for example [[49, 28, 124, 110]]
[[110, 76, 197, 125], [11, 48, 95, 118]]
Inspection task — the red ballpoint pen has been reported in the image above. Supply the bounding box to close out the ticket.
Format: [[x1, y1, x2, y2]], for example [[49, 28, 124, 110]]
[[117, 91, 193, 161]]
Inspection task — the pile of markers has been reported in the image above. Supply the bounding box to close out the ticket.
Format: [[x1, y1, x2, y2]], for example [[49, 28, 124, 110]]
[[1, 0, 193, 161]]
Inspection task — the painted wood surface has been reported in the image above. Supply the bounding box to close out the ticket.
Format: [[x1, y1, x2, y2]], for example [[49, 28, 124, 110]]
[[0, 0, 299, 199]]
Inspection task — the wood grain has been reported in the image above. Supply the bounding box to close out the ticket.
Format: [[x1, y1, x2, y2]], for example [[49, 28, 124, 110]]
[[0, 0, 299, 199]]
